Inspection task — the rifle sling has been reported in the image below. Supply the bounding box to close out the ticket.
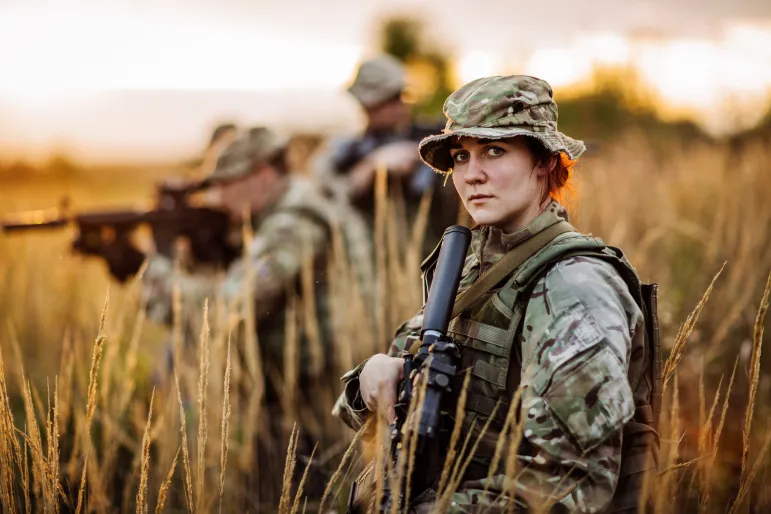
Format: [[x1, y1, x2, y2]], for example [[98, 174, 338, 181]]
[[409, 220, 575, 356], [451, 220, 575, 319]]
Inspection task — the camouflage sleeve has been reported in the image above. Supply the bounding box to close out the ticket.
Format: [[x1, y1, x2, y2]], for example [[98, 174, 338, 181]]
[[219, 210, 328, 317], [450, 256, 642, 513], [331, 311, 424, 431], [142, 209, 328, 326], [308, 138, 354, 203], [141, 254, 220, 325]]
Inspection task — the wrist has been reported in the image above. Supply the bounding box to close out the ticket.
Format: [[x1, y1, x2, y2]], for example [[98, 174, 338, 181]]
[[348, 158, 376, 198]]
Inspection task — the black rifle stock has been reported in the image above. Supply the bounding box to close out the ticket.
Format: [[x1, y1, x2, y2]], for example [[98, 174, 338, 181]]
[[1, 181, 239, 281], [380, 225, 471, 512]]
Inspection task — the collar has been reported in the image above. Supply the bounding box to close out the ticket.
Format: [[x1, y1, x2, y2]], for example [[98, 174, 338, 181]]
[[470, 199, 569, 271]]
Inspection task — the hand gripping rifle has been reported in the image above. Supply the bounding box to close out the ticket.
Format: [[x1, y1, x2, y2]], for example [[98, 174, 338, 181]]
[[0, 181, 240, 281], [380, 225, 471, 512]]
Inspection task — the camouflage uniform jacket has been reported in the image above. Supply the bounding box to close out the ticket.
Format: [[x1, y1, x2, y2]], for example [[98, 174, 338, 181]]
[[333, 200, 647, 513], [142, 177, 374, 370]]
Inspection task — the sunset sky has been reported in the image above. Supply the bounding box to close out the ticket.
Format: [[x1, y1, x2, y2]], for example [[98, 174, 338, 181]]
[[1, 0, 770, 163]]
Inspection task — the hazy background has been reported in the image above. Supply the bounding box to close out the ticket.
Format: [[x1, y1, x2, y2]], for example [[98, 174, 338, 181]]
[[2, 2, 771, 512], [1, 0, 770, 164]]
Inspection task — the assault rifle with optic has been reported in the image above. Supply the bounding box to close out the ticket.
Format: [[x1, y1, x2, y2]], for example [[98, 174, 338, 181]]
[[346, 225, 471, 513], [1, 181, 240, 281]]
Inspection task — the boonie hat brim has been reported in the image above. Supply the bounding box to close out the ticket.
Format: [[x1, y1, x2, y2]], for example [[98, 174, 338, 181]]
[[419, 126, 586, 173]]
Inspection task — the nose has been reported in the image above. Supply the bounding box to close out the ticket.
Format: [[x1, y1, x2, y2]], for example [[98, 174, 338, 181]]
[[463, 152, 487, 185]]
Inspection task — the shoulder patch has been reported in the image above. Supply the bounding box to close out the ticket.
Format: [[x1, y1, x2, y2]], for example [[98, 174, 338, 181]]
[[543, 345, 634, 453]]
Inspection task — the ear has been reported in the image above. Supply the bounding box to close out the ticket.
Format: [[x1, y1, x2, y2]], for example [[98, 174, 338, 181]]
[[534, 154, 558, 177]]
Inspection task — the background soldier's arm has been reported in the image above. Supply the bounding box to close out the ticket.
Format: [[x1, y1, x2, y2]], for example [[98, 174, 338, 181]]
[[141, 254, 220, 324], [141, 210, 328, 327], [448, 258, 643, 514], [219, 210, 329, 318]]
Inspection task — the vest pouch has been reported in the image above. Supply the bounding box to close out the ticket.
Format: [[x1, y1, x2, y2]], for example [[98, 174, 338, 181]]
[[446, 286, 523, 481]]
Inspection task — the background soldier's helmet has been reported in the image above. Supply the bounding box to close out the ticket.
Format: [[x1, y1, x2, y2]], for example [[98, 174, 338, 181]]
[[347, 55, 406, 109], [419, 75, 586, 173], [204, 127, 286, 184]]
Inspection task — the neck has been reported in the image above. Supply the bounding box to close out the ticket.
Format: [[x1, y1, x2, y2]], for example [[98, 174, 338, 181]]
[[256, 176, 289, 212], [499, 197, 551, 234]]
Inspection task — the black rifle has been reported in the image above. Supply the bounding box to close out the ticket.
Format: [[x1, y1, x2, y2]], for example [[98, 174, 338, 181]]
[[380, 225, 471, 512], [1, 181, 240, 281], [331, 124, 441, 197]]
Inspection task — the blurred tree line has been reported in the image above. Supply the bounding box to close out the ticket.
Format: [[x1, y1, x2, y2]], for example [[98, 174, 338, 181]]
[[379, 17, 454, 124], [0, 153, 80, 180], [377, 14, 771, 153], [3, 15, 771, 179]]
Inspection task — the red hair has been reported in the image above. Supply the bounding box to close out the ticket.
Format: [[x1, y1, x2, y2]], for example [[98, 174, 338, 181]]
[[545, 152, 576, 205], [521, 137, 577, 207]]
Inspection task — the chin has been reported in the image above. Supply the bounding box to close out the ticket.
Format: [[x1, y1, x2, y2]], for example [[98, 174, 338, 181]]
[[469, 212, 503, 228]]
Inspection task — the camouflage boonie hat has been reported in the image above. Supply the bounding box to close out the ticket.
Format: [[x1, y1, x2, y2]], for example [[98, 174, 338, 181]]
[[419, 75, 585, 172], [347, 55, 405, 108], [205, 127, 285, 184]]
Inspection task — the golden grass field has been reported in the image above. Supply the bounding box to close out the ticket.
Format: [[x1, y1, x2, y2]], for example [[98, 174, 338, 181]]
[[0, 131, 770, 513]]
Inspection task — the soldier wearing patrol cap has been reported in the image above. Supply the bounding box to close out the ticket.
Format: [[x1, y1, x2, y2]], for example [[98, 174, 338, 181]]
[[333, 75, 661, 513], [143, 126, 372, 342], [129, 126, 375, 509], [313, 55, 460, 259]]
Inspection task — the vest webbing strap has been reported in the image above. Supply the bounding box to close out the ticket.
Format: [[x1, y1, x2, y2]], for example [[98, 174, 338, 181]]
[[408, 220, 576, 356], [450, 220, 576, 319]]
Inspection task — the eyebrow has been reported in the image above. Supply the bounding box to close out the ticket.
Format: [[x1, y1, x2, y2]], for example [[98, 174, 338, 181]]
[[449, 138, 503, 150]]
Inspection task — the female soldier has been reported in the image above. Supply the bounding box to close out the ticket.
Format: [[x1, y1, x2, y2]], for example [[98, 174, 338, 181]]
[[333, 75, 660, 513]]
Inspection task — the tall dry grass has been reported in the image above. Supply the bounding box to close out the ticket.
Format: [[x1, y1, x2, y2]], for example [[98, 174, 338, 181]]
[[0, 132, 770, 511]]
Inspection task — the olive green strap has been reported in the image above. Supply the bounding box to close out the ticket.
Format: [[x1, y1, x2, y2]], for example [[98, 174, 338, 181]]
[[407, 220, 576, 356], [449, 221, 576, 319]]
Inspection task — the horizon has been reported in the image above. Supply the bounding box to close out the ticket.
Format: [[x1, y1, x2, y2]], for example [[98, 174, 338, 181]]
[[1, 1, 770, 164]]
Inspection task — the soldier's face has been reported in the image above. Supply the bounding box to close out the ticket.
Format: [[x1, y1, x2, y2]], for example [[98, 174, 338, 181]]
[[450, 137, 550, 233], [212, 165, 282, 219], [365, 98, 409, 131]]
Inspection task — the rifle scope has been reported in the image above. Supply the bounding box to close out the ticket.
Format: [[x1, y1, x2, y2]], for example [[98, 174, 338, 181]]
[[421, 225, 472, 337], [417, 225, 471, 439]]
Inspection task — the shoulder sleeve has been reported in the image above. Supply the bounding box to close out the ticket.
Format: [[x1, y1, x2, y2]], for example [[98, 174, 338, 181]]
[[220, 210, 328, 316], [522, 255, 643, 386], [453, 257, 643, 512], [142, 254, 221, 325]]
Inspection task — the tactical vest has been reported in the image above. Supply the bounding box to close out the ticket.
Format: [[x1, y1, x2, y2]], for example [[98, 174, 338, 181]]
[[421, 229, 662, 513]]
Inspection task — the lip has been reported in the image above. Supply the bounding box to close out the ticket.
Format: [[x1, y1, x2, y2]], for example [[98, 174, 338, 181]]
[[468, 194, 493, 204]]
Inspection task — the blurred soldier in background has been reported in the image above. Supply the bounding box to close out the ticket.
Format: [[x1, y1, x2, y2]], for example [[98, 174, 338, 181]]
[[197, 122, 239, 178], [178, 122, 240, 180], [313, 55, 460, 259], [104, 126, 374, 509]]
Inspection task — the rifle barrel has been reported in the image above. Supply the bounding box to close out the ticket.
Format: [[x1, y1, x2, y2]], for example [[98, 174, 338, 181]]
[[1, 209, 70, 232]]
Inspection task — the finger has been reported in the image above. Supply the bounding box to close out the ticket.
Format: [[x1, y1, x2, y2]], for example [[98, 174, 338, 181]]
[[378, 383, 397, 424], [362, 390, 377, 413], [395, 358, 405, 380], [386, 405, 397, 425]]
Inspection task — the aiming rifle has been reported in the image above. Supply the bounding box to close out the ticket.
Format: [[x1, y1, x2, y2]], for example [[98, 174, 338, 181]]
[[375, 225, 471, 512], [1, 181, 240, 281]]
